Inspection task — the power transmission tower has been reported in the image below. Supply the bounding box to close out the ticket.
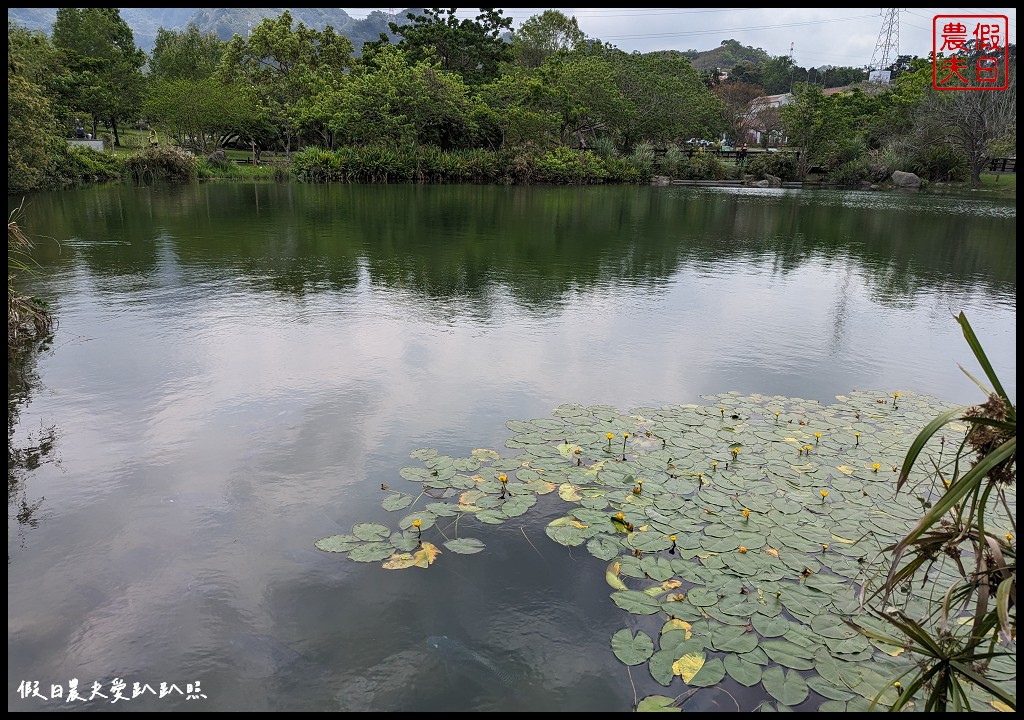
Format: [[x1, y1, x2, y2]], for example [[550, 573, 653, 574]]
[[869, 8, 900, 78]]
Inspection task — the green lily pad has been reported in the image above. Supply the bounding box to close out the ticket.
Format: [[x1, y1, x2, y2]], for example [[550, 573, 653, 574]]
[[611, 628, 655, 666], [762, 665, 809, 706], [347, 542, 394, 563], [635, 695, 681, 712], [545, 517, 590, 546], [610, 590, 664, 615], [381, 494, 414, 512], [724, 653, 763, 686], [710, 624, 759, 653], [686, 587, 718, 607], [443, 538, 485, 554], [587, 535, 623, 561], [314, 534, 360, 553], [352, 523, 391, 541], [752, 614, 791, 638], [687, 657, 727, 687]]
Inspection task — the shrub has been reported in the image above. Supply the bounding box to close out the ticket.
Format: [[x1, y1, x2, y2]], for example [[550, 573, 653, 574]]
[[745, 152, 799, 182], [827, 157, 873, 186], [122, 146, 198, 185], [603, 156, 643, 183], [534, 147, 608, 184], [589, 136, 618, 160], [656, 145, 686, 178], [678, 153, 728, 180], [629, 142, 656, 177], [909, 144, 969, 182]]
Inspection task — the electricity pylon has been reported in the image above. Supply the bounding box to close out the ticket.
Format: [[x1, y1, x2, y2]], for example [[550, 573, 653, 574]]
[[869, 9, 901, 74]]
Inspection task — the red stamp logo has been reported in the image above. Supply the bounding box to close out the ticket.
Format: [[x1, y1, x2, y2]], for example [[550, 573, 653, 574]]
[[932, 15, 1009, 90]]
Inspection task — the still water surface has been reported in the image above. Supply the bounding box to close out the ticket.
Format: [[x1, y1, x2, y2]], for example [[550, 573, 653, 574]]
[[8, 183, 1016, 711]]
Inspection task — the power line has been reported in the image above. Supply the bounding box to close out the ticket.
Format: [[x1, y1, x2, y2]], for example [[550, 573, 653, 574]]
[[596, 13, 880, 41]]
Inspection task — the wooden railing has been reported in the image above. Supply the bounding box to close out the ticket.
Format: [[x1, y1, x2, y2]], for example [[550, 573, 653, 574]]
[[985, 157, 1016, 173]]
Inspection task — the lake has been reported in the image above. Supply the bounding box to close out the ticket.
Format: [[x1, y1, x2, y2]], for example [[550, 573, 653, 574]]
[[7, 182, 1016, 711]]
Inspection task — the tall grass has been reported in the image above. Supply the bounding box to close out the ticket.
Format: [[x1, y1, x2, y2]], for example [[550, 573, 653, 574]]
[[8, 205, 55, 348]]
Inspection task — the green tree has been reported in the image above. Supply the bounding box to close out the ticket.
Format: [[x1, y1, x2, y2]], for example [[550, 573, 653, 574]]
[[510, 10, 586, 69], [149, 23, 225, 81], [383, 7, 513, 86], [728, 61, 762, 87], [781, 83, 846, 177], [50, 8, 146, 146], [607, 50, 725, 151], [536, 52, 623, 149], [760, 55, 801, 95], [144, 77, 258, 153], [327, 44, 478, 149], [216, 10, 354, 156], [8, 23, 63, 193], [937, 48, 1017, 186], [8, 73, 58, 193], [474, 70, 561, 149]]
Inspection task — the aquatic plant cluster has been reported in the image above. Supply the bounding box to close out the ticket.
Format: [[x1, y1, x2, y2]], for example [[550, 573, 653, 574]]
[[316, 390, 1015, 711]]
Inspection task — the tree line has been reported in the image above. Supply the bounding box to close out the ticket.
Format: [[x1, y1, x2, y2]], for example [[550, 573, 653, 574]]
[[7, 8, 1016, 193]]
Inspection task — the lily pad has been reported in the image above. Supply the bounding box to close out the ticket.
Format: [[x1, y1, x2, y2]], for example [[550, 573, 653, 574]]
[[443, 538, 485, 555], [610, 590, 663, 615], [352, 523, 391, 541], [381, 494, 414, 512], [611, 628, 655, 666], [314, 534, 360, 553], [762, 665, 809, 706], [636, 695, 681, 712]]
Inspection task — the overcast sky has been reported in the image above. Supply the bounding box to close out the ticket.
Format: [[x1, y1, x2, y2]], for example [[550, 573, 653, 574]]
[[343, 7, 1017, 68]]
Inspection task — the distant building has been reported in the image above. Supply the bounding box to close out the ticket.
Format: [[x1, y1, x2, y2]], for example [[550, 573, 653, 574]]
[[868, 69, 892, 84], [740, 93, 792, 147]]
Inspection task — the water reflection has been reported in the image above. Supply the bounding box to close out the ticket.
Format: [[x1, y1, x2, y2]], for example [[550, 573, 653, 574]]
[[18, 184, 1016, 313], [6, 183, 1015, 711], [8, 341, 58, 553]]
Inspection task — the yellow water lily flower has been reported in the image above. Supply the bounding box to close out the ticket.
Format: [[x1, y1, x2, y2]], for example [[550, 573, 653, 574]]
[[669, 535, 677, 542], [412, 519, 422, 528], [820, 489, 829, 498], [616, 512, 625, 521], [498, 474, 507, 483], [873, 463, 881, 472], [822, 543, 829, 551], [731, 447, 740, 456], [1006, 533, 1014, 543], [623, 433, 630, 439], [738, 546, 747, 553], [711, 461, 718, 469], [742, 508, 750, 518]]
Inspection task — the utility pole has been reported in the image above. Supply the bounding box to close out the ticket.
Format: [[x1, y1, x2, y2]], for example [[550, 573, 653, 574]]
[[789, 42, 796, 92]]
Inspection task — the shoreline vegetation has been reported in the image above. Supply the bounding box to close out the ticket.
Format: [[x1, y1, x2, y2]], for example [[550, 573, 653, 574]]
[[10, 137, 1017, 198], [8, 9, 1014, 198]]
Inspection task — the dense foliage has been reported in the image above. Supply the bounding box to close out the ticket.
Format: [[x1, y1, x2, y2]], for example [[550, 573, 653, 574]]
[[6, 9, 1017, 195]]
